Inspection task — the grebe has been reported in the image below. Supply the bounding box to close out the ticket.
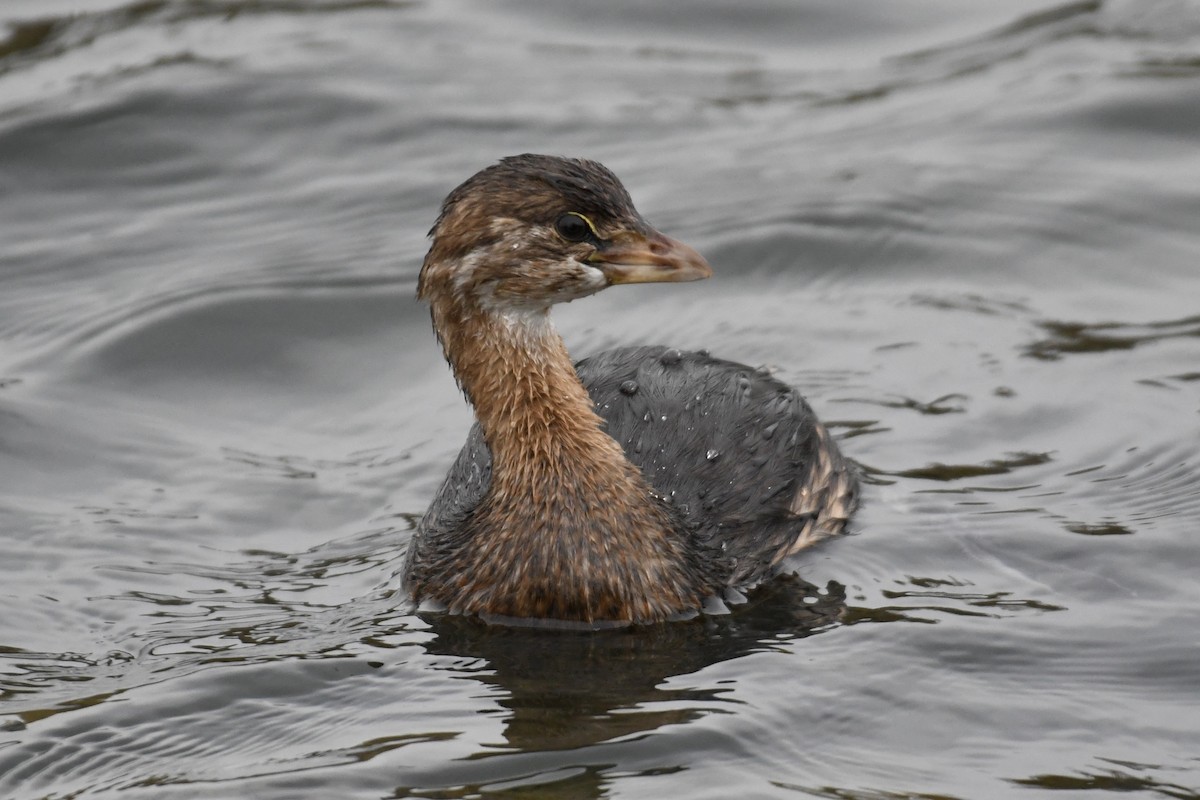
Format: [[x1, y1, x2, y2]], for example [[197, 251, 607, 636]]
[[403, 154, 856, 626]]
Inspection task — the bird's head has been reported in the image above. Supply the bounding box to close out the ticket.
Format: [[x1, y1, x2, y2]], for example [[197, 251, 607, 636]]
[[418, 154, 711, 315]]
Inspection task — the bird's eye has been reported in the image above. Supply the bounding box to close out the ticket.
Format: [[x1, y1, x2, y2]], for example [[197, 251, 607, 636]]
[[555, 213, 593, 243]]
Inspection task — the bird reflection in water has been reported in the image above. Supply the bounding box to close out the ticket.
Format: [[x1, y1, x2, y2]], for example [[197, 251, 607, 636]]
[[415, 575, 846, 758]]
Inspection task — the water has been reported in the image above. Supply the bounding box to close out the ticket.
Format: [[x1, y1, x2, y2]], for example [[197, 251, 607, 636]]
[[2, 1, 1199, 797]]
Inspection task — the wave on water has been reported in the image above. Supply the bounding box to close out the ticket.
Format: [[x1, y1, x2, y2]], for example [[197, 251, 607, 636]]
[[0, 0, 411, 71]]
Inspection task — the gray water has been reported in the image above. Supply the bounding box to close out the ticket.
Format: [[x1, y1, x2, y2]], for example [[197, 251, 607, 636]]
[[2, 1, 1200, 798]]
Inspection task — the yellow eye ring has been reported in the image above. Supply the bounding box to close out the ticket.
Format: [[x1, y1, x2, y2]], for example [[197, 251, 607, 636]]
[[555, 212, 597, 242]]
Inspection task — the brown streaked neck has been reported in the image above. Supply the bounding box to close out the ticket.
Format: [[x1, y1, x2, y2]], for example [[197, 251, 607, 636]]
[[432, 296, 636, 489], [421, 271, 707, 623]]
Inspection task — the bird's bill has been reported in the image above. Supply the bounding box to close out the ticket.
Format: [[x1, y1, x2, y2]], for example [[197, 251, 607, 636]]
[[588, 229, 713, 285]]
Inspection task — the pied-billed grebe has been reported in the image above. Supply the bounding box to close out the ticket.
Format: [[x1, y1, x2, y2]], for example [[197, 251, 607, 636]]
[[403, 154, 857, 626]]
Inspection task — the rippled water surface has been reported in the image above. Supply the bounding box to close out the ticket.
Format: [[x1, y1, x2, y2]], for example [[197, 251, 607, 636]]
[[3, 1, 1200, 798]]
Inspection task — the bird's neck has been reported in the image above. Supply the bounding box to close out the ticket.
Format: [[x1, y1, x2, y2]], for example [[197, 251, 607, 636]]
[[428, 296, 704, 622], [438, 302, 635, 488]]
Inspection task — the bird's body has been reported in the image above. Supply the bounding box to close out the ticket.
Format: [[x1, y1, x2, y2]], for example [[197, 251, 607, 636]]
[[403, 155, 856, 626]]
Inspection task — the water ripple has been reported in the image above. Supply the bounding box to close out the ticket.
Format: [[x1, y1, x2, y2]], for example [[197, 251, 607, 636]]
[[1025, 314, 1200, 361]]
